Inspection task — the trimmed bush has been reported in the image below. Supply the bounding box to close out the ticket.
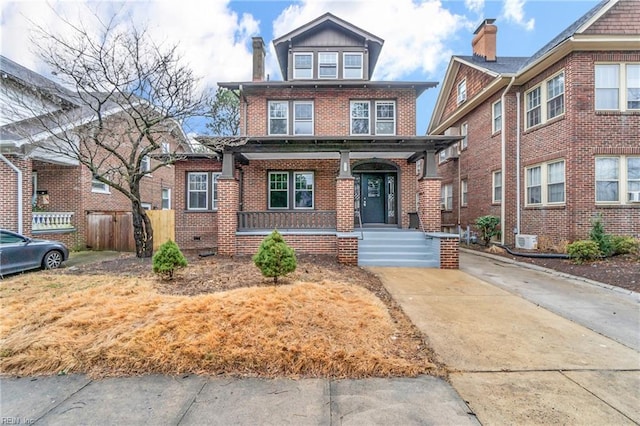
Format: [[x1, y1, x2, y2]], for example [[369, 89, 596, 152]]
[[610, 235, 639, 255], [567, 240, 600, 264], [152, 240, 187, 280], [475, 215, 501, 246], [589, 215, 613, 257], [253, 230, 297, 284]]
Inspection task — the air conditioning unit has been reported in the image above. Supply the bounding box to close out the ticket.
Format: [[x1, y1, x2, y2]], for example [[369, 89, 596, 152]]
[[628, 191, 640, 203], [438, 144, 459, 162], [516, 234, 538, 250]]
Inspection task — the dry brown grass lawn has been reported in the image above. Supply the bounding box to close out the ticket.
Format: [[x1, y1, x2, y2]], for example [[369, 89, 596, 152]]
[[1, 257, 436, 378]]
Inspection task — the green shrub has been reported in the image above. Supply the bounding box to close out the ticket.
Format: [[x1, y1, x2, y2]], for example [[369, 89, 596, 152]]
[[152, 240, 187, 280], [253, 230, 297, 284], [474, 215, 501, 246], [589, 215, 613, 257], [610, 235, 639, 255], [567, 240, 601, 264]]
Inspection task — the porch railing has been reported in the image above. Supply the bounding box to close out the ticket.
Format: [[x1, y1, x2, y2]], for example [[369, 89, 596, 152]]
[[32, 212, 75, 231], [238, 211, 336, 231]]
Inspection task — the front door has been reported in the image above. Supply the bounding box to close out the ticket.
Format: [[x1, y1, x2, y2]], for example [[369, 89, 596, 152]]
[[362, 173, 385, 223]]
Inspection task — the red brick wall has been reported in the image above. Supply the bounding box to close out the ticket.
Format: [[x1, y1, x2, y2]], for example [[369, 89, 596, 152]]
[[337, 236, 358, 265], [442, 63, 495, 119], [0, 155, 32, 235], [440, 237, 460, 269], [336, 177, 354, 232], [236, 234, 337, 255], [418, 178, 442, 232], [241, 87, 417, 136], [217, 178, 239, 256], [582, 0, 640, 35]]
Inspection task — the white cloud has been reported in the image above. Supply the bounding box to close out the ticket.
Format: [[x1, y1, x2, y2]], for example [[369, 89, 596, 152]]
[[465, 0, 485, 15], [502, 0, 535, 31], [269, 0, 469, 80]]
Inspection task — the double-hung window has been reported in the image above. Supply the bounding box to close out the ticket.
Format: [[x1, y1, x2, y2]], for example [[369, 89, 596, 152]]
[[457, 79, 467, 104], [269, 171, 315, 209], [492, 100, 502, 133], [350, 101, 370, 135], [492, 171, 502, 203], [293, 102, 313, 135], [526, 160, 565, 206], [461, 179, 468, 207], [441, 183, 453, 210], [460, 122, 468, 150], [187, 172, 220, 210], [141, 155, 151, 173], [596, 156, 640, 204], [375, 101, 395, 135], [161, 188, 171, 209], [268, 101, 288, 135], [526, 71, 565, 129], [344, 53, 363, 79], [318, 52, 338, 79], [595, 63, 640, 111], [293, 53, 312, 79]]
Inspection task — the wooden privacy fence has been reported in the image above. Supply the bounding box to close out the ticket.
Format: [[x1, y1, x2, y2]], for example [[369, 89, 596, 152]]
[[86, 210, 175, 252]]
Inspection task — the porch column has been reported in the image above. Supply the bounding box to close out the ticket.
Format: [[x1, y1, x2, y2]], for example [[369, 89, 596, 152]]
[[336, 151, 357, 265], [418, 150, 441, 232], [217, 152, 238, 256]]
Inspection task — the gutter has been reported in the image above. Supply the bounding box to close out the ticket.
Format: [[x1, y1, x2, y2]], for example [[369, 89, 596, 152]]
[[500, 76, 516, 245], [0, 154, 23, 234]]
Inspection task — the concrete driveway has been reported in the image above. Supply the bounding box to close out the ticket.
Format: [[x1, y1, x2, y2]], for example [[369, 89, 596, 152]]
[[370, 257, 640, 425]]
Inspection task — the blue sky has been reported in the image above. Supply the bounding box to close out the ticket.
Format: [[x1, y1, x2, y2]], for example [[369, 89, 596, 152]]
[[1, 0, 601, 135]]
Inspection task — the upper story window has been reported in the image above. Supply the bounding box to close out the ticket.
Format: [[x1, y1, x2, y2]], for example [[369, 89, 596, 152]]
[[525, 160, 565, 206], [457, 79, 467, 105], [141, 156, 151, 173], [526, 71, 565, 129], [460, 122, 468, 150], [595, 63, 640, 111], [350, 100, 396, 136], [161, 142, 170, 154], [492, 100, 502, 134], [492, 170, 502, 204], [441, 183, 453, 210], [268, 101, 288, 135], [461, 179, 468, 207], [350, 101, 370, 135], [318, 52, 338, 79], [293, 53, 313, 79], [344, 53, 363, 79], [375, 101, 396, 135], [92, 175, 110, 193], [595, 156, 640, 204], [161, 188, 171, 210], [293, 101, 313, 135]]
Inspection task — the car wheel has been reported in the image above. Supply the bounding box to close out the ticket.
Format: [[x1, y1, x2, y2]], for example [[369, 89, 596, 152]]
[[42, 250, 63, 269]]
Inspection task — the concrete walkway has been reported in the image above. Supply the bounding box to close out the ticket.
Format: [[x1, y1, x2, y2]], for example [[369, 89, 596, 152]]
[[370, 252, 640, 425]]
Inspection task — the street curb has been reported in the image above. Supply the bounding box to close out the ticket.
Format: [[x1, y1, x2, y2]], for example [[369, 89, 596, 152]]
[[460, 247, 640, 298]]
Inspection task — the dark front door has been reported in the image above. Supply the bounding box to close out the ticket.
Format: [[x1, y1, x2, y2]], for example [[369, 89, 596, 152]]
[[362, 174, 385, 223]]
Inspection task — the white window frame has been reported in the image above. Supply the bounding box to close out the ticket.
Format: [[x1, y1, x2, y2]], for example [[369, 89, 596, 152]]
[[268, 171, 289, 210], [441, 183, 453, 210], [525, 70, 565, 129], [268, 101, 289, 135], [161, 188, 171, 210], [141, 155, 151, 173], [525, 160, 566, 206], [492, 100, 502, 134], [293, 171, 314, 210], [91, 174, 110, 194], [457, 79, 467, 104], [460, 122, 468, 150], [595, 63, 640, 111], [293, 52, 313, 79], [374, 100, 396, 135], [492, 170, 502, 204], [161, 142, 170, 154], [546, 73, 565, 120], [293, 101, 314, 135], [343, 52, 363, 79], [318, 52, 338, 79], [461, 179, 468, 207], [350, 100, 370, 135], [187, 172, 208, 210], [595, 156, 640, 204]]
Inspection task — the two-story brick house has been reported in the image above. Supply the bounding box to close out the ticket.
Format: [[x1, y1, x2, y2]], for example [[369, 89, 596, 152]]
[[174, 13, 461, 267], [0, 55, 182, 250], [428, 0, 639, 248]]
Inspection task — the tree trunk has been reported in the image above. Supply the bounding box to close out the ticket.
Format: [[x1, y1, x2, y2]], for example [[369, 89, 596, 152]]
[[131, 188, 154, 258]]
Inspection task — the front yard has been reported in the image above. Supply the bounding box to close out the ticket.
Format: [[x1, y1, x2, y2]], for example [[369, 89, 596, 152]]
[[0, 255, 438, 379]]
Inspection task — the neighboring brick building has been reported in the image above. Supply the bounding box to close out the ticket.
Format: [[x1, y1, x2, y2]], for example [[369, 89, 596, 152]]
[[428, 0, 639, 248], [175, 13, 461, 267], [0, 55, 181, 250]]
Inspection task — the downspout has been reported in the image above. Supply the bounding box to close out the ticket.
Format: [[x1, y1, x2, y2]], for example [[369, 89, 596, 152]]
[[1, 153, 23, 234], [516, 91, 522, 237], [500, 76, 516, 245]]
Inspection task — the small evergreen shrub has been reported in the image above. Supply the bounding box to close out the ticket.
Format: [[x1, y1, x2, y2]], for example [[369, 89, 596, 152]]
[[589, 215, 613, 257], [253, 230, 297, 284], [567, 240, 600, 264], [610, 235, 639, 255], [475, 215, 501, 246], [152, 240, 187, 280]]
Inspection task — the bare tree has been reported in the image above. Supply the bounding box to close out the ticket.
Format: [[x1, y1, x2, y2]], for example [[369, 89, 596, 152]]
[[205, 87, 240, 136], [8, 12, 210, 257]]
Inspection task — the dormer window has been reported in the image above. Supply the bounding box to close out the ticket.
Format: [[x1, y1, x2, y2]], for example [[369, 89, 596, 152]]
[[344, 53, 363, 79], [318, 52, 338, 79], [293, 53, 313, 79]]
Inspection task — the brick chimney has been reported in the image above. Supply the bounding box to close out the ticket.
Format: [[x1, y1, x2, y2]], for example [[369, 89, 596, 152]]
[[252, 37, 266, 82], [472, 19, 497, 62]]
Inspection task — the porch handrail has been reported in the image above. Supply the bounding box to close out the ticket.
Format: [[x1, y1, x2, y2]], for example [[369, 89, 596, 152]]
[[238, 211, 336, 231], [32, 212, 74, 231]]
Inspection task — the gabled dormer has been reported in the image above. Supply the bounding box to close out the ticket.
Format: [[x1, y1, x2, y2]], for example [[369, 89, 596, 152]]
[[272, 13, 384, 82]]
